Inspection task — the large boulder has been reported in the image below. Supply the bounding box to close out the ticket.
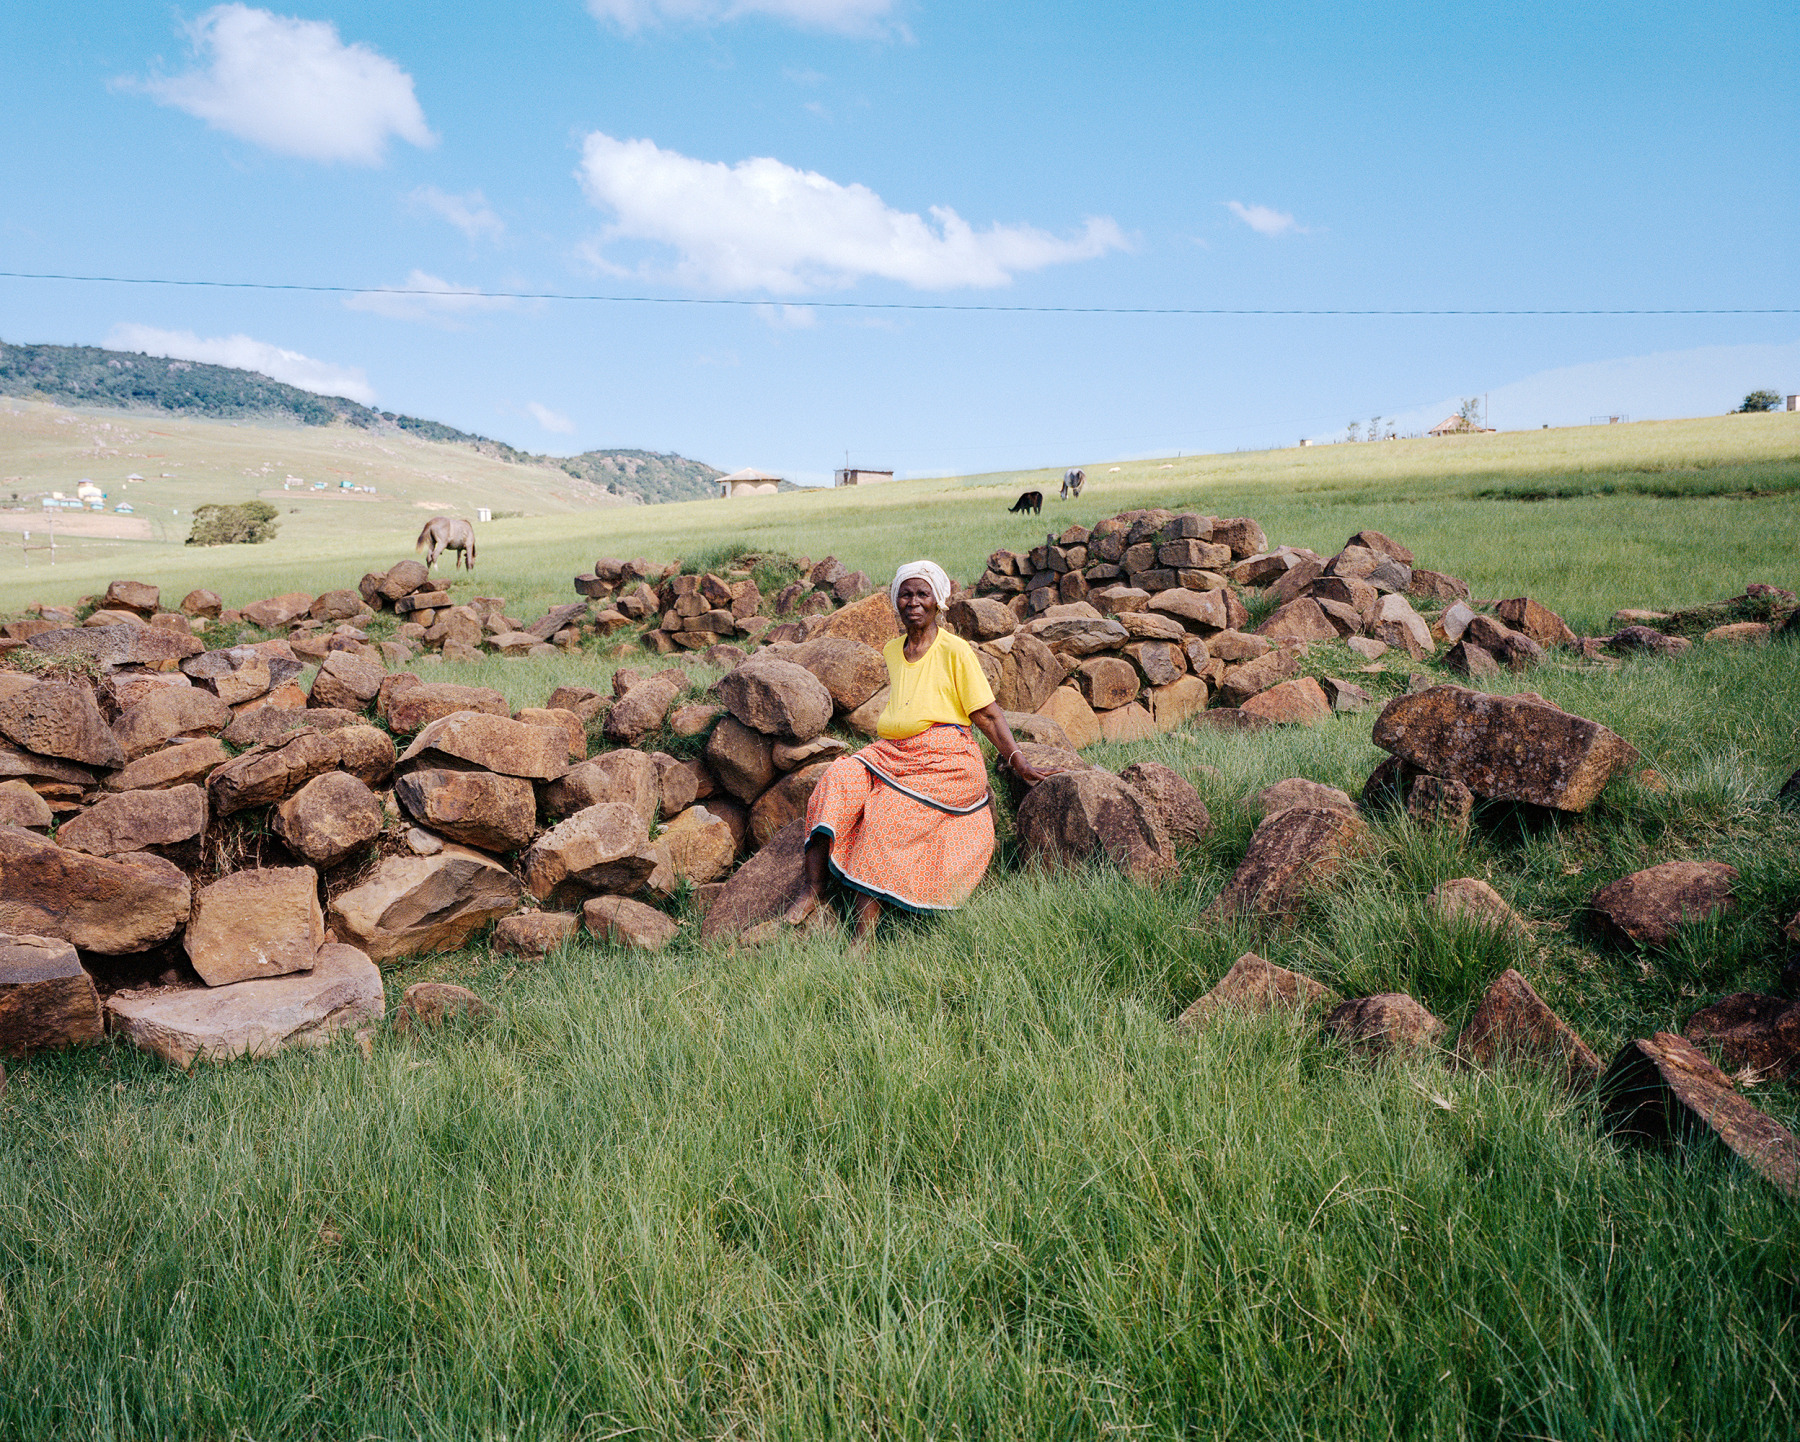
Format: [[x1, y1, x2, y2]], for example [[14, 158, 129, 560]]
[[1174, 952, 1330, 1033], [185, 867, 325, 986], [1210, 806, 1369, 919], [602, 677, 682, 746], [327, 846, 522, 961], [1590, 861, 1737, 947], [1371, 686, 1638, 812], [1240, 677, 1332, 725], [103, 579, 159, 616], [0, 831, 190, 953], [779, 637, 887, 711], [0, 934, 103, 1054], [272, 771, 384, 868], [1600, 1032, 1798, 1197], [1456, 968, 1601, 1090], [1495, 597, 1576, 649], [111, 687, 232, 760], [946, 597, 1017, 641], [1684, 994, 1800, 1079], [222, 705, 362, 751], [209, 725, 395, 815], [105, 943, 383, 1069], [56, 785, 207, 857], [1323, 993, 1444, 1056], [0, 780, 53, 831], [384, 681, 509, 735], [1014, 770, 1177, 885], [1077, 657, 1141, 712], [399, 712, 569, 781], [1116, 761, 1211, 845], [0, 683, 124, 768], [706, 716, 776, 802], [1248, 777, 1358, 821], [394, 768, 537, 853], [1218, 650, 1298, 704], [541, 750, 661, 827], [699, 817, 811, 943], [522, 803, 652, 903], [1037, 686, 1101, 749], [718, 658, 832, 741], [995, 634, 1062, 713], [242, 593, 313, 629], [814, 591, 901, 648], [749, 761, 831, 848]]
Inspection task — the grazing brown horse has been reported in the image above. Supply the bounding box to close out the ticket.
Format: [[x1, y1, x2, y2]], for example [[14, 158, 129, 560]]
[[416, 515, 477, 571]]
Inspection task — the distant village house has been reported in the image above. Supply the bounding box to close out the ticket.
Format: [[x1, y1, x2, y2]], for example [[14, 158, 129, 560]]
[[718, 468, 782, 498], [834, 467, 894, 487]]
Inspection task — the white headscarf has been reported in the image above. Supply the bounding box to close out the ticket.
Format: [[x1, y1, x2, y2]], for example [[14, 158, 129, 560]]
[[890, 559, 952, 609]]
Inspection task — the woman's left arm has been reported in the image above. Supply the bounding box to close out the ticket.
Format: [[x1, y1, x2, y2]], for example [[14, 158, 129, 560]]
[[968, 702, 1055, 787]]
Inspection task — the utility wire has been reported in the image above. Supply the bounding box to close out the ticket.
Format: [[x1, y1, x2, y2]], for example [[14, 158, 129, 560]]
[[1, 270, 1795, 316]]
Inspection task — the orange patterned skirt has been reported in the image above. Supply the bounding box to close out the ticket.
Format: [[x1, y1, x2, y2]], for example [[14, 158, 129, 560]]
[[803, 725, 995, 913]]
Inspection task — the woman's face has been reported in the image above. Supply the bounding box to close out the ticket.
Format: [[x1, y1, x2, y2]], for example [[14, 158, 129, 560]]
[[896, 577, 938, 629]]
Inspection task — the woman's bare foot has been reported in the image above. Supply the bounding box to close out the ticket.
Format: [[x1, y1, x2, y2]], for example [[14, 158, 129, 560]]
[[784, 887, 821, 926], [847, 896, 882, 956]]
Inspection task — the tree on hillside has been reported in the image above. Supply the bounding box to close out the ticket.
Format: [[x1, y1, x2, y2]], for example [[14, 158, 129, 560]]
[[1458, 397, 1483, 428], [1735, 390, 1781, 413], [187, 501, 280, 546], [1346, 421, 1361, 442]]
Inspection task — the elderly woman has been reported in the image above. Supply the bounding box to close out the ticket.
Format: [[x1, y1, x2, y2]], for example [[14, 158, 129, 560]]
[[787, 560, 1051, 941]]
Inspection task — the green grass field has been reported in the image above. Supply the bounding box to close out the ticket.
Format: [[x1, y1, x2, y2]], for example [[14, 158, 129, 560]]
[[1, 409, 1798, 1439]]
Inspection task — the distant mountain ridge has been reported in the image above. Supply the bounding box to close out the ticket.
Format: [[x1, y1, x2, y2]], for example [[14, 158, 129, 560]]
[[0, 339, 723, 504]]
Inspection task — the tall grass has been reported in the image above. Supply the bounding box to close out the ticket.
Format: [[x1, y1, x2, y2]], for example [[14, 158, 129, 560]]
[[2, 637, 1797, 1439]]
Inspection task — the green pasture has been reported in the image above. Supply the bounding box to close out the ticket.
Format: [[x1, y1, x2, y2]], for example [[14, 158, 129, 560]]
[[1, 409, 1799, 1439], [1, 409, 1796, 635]]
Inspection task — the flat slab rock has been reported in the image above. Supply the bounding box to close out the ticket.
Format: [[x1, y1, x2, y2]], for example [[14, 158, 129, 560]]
[[0, 933, 104, 1054], [106, 943, 383, 1069], [1590, 861, 1737, 947], [700, 817, 811, 943], [1456, 968, 1601, 1090], [1600, 1031, 1799, 1198], [1175, 952, 1331, 1033], [1371, 685, 1639, 812], [0, 830, 191, 955], [185, 867, 325, 986]]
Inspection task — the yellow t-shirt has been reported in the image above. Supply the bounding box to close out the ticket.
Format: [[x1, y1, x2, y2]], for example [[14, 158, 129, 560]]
[[877, 629, 996, 740]]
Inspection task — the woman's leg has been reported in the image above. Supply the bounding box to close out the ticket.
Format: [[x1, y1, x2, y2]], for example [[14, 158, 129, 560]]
[[784, 833, 831, 924]]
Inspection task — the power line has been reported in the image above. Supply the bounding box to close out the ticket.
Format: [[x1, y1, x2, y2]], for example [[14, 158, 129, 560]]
[[1, 270, 1795, 317]]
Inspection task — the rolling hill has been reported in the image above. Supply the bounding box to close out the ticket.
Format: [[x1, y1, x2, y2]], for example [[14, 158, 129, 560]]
[[0, 339, 722, 504]]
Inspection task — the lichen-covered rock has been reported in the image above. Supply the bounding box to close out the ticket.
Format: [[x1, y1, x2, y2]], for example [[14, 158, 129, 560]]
[[209, 725, 395, 814], [717, 657, 833, 741], [522, 803, 651, 903], [1210, 806, 1368, 919], [1174, 952, 1330, 1032], [1683, 993, 1800, 1079], [272, 771, 385, 868], [111, 687, 232, 760], [0, 683, 124, 769], [1323, 993, 1444, 1055], [1457, 968, 1601, 1089], [1116, 761, 1211, 845], [705, 716, 776, 802], [1427, 877, 1527, 934], [0, 831, 190, 954], [399, 712, 569, 781], [56, 785, 207, 857], [1600, 1032, 1798, 1197], [1240, 677, 1332, 725], [1590, 860, 1737, 947], [383, 681, 509, 736], [1014, 770, 1177, 884], [777, 637, 888, 711], [1371, 685, 1638, 812], [493, 911, 580, 958], [394, 768, 537, 853], [541, 750, 660, 827], [699, 818, 811, 943], [103, 739, 230, 793], [1247, 777, 1357, 821]]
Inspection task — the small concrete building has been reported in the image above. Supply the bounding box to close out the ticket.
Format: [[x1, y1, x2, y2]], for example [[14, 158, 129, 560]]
[[834, 467, 895, 487], [719, 468, 782, 498]]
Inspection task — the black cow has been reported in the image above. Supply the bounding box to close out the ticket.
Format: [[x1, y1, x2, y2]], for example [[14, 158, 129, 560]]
[[1009, 490, 1043, 515]]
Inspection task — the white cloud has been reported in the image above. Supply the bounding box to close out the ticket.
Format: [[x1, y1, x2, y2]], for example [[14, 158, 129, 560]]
[[588, 0, 899, 37], [576, 132, 1127, 293], [1224, 200, 1302, 238], [527, 402, 575, 434], [136, 4, 434, 165], [343, 270, 519, 324], [1384, 341, 1800, 435], [104, 324, 376, 404], [757, 303, 817, 330], [407, 186, 504, 242]]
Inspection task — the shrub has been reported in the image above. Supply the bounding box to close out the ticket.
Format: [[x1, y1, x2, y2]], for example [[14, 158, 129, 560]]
[[186, 500, 280, 547]]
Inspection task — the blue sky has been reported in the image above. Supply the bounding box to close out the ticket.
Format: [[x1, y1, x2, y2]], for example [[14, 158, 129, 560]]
[[2, 1, 1795, 481]]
